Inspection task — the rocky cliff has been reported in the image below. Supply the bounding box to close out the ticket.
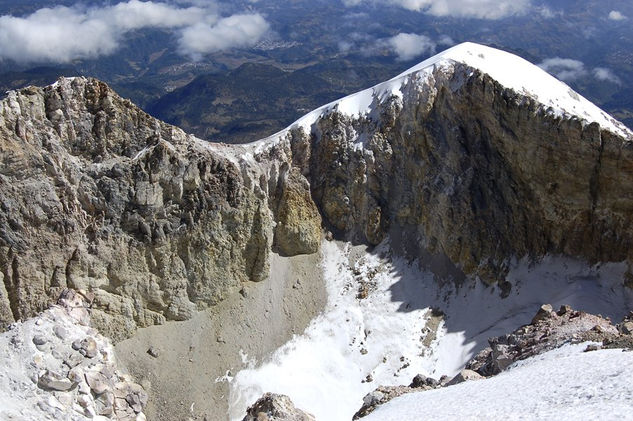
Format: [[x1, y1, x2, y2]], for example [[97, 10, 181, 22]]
[[298, 62, 633, 284], [0, 77, 321, 340], [2, 42, 633, 340]]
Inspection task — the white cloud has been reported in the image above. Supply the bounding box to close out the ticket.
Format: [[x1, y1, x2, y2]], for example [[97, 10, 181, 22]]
[[178, 14, 269, 59], [538, 6, 563, 18], [343, 0, 532, 19], [437, 35, 454, 46], [340, 32, 443, 61], [0, 0, 269, 63], [388, 33, 436, 61], [608, 10, 627, 21], [538, 57, 587, 82], [103, 1, 206, 30], [593, 67, 621, 85]]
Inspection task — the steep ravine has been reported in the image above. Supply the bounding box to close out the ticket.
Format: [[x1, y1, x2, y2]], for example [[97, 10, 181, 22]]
[[1, 42, 633, 420]]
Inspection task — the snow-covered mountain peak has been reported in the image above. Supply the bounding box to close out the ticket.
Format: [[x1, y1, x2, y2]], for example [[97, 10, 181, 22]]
[[244, 42, 630, 156], [415, 42, 631, 138]]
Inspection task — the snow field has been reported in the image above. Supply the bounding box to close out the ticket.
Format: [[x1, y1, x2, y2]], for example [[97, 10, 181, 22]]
[[227, 240, 632, 420], [365, 343, 633, 421]]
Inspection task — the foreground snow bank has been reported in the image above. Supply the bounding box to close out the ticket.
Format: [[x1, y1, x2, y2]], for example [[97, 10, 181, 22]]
[[365, 343, 633, 420], [0, 290, 146, 420], [228, 240, 632, 421]]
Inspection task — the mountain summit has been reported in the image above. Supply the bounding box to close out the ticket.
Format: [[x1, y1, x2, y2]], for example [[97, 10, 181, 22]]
[[246, 42, 631, 148]]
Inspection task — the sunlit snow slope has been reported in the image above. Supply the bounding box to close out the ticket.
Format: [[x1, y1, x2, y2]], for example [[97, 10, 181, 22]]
[[227, 241, 632, 420], [365, 343, 633, 420]]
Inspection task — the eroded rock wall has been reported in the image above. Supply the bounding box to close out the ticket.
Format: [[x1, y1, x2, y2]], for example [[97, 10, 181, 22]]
[[0, 78, 320, 339], [2, 63, 633, 338], [298, 64, 633, 283]]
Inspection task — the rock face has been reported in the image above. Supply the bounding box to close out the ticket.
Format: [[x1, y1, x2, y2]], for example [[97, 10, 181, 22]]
[[0, 77, 321, 339], [2, 43, 633, 339], [296, 63, 633, 283], [0, 288, 147, 420]]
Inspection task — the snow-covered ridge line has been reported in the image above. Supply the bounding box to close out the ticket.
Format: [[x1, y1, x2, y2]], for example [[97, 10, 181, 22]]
[[244, 42, 631, 155]]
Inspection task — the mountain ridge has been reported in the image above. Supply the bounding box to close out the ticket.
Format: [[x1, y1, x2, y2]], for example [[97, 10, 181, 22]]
[[1, 42, 633, 338]]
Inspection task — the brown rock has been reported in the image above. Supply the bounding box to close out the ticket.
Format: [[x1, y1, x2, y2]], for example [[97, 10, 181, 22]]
[[447, 369, 484, 386], [531, 304, 555, 324], [243, 393, 315, 421]]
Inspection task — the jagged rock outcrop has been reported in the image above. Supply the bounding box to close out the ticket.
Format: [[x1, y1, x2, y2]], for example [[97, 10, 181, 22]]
[[466, 304, 632, 376], [2, 42, 633, 340], [354, 304, 633, 419], [0, 77, 321, 339], [294, 63, 633, 283]]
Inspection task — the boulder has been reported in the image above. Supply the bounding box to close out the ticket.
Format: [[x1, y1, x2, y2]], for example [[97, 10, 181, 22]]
[[531, 304, 555, 324], [37, 370, 75, 391], [243, 393, 315, 421], [447, 369, 484, 386]]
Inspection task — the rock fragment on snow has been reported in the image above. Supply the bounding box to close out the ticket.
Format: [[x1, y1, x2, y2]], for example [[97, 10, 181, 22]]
[[531, 304, 555, 324], [447, 369, 484, 386], [243, 393, 315, 421], [38, 370, 75, 391]]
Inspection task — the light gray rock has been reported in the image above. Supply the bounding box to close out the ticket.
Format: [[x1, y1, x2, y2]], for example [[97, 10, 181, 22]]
[[85, 371, 110, 395], [78, 337, 98, 358], [447, 369, 484, 386], [243, 393, 315, 421], [362, 390, 385, 407], [32, 335, 47, 346], [67, 366, 84, 384], [53, 325, 68, 340], [491, 344, 514, 372], [37, 370, 75, 391], [619, 321, 633, 335], [95, 391, 115, 416]]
